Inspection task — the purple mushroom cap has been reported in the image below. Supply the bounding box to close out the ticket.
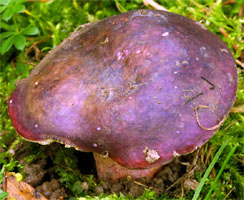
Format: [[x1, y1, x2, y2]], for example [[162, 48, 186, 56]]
[[8, 10, 238, 180]]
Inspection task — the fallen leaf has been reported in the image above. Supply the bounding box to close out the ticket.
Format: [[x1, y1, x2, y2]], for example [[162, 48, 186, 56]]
[[6, 173, 47, 200]]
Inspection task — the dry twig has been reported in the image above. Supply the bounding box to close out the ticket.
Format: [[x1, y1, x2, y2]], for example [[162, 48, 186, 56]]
[[195, 105, 226, 131], [230, 106, 244, 113], [219, 27, 239, 51], [143, 0, 168, 11], [236, 59, 244, 69], [25, 39, 46, 61]]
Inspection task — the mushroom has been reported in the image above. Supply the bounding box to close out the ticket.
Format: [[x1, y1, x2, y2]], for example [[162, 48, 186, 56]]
[[8, 10, 238, 181]]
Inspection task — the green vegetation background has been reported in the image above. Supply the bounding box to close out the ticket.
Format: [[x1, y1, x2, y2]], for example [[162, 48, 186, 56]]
[[0, 0, 243, 199]]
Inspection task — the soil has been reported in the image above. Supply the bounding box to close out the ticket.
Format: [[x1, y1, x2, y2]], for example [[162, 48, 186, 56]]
[[1, 141, 206, 199]]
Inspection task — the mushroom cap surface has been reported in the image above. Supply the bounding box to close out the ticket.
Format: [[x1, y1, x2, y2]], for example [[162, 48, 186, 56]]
[[8, 10, 238, 169]]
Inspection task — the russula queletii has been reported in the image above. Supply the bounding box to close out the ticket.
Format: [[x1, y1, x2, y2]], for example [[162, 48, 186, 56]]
[[8, 10, 238, 181]]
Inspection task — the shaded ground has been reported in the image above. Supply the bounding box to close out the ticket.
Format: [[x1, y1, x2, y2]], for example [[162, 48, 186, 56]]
[[1, 141, 207, 199]]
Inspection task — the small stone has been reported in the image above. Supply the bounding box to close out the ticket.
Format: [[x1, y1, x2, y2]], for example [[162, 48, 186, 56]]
[[95, 185, 104, 195], [81, 181, 89, 191], [43, 191, 51, 198], [50, 179, 60, 190], [102, 182, 109, 190], [22, 161, 46, 186], [155, 178, 163, 185], [35, 185, 43, 193], [42, 181, 50, 191], [111, 183, 124, 193], [129, 183, 145, 198], [49, 188, 67, 200]]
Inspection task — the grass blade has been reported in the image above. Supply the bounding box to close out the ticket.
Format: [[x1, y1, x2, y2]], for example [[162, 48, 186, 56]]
[[204, 143, 238, 200], [192, 139, 230, 200]]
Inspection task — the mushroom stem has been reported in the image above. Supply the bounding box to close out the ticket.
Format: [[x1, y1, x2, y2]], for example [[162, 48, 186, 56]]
[[94, 153, 162, 182]]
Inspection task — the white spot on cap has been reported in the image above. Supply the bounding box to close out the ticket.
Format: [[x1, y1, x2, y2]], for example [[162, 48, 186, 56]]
[[136, 49, 141, 54], [206, 20, 210, 26], [35, 124, 38, 128], [124, 50, 129, 56], [38, 139, 53, 145], [196, 57, 199, 61], [102, 151, 109, 158], [182, 60, 188, 65], [195, 21, 208, 30], [204, 53, 208, 57], [176, 130, 180, 134], [173, 151, 180, 157], [200, 46, 206, 51], [162, 32, 169, 37], [117, 52, 122, 60], [93, 143, 98, 147], [175, 61, 180, 67], [35, 81, 39, 86], [174, 86, 178, 89], [143, 147, 160, 164], [227, 73, 233, 83], [101, 37, 109, 44], [9, 99, 13, 104], [65, 144, 72, 148], [97, 127, 101, 131]]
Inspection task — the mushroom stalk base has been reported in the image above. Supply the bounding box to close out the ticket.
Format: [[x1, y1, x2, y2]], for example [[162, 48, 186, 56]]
[[94, 153, 162, 182]]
